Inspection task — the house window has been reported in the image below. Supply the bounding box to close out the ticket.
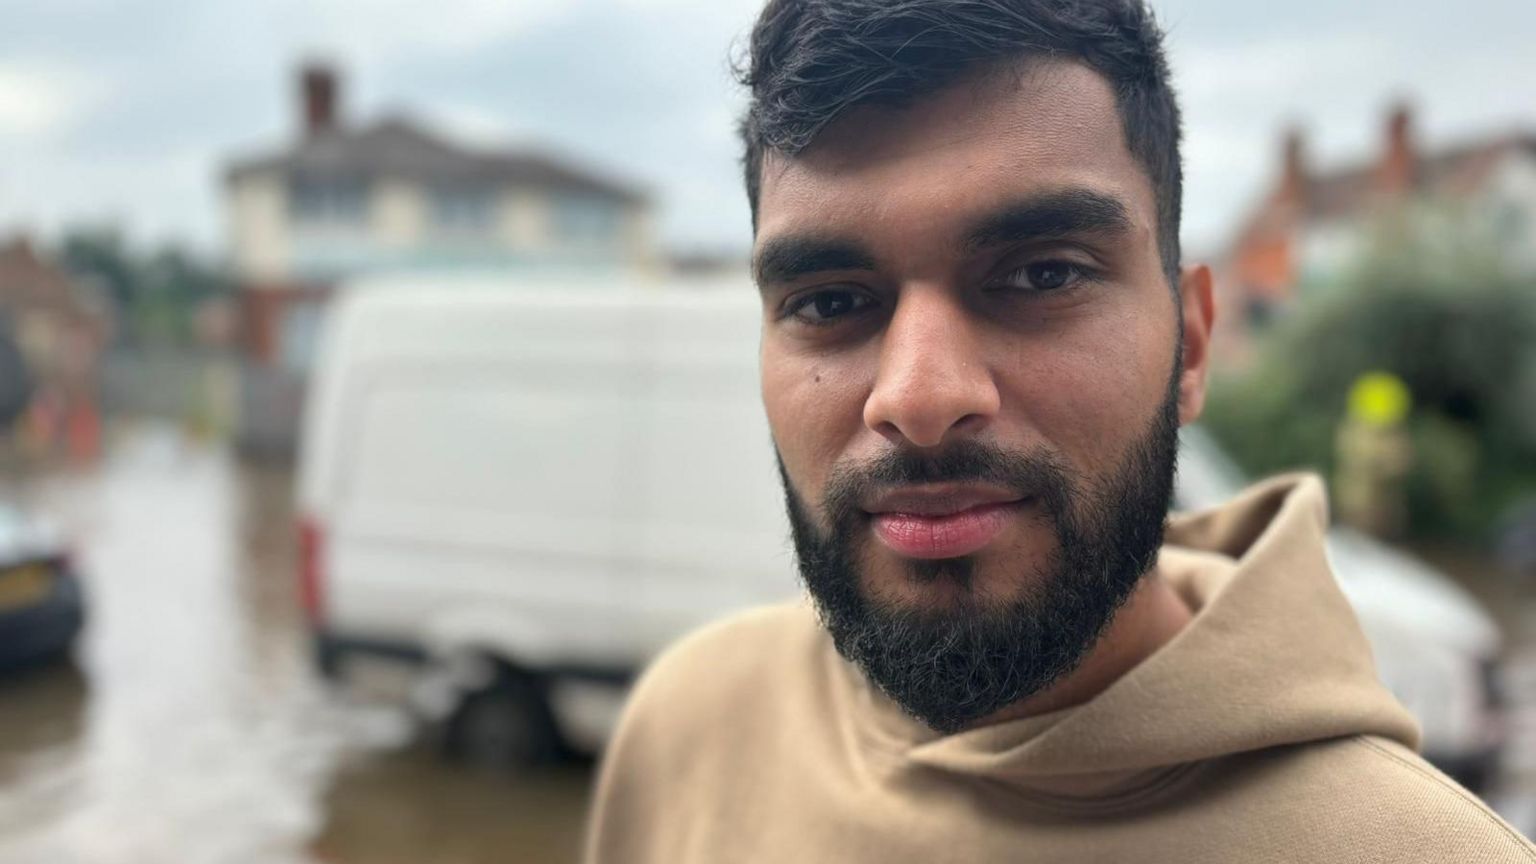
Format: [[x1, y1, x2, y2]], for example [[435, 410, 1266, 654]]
[[432, 186, 498, 234], [553, 195, 622, 246], [290, 177, 369, 227]]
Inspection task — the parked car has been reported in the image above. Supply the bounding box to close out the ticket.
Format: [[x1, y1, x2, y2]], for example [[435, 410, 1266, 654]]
[[0, 502, 85, 671], [300, 278, 1506, 787]]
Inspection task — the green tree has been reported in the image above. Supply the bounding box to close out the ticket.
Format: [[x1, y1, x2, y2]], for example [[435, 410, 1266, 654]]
[[59, 227, 138, 315], [56, 227, 234, 348], [1205, 226, 1536, 540]]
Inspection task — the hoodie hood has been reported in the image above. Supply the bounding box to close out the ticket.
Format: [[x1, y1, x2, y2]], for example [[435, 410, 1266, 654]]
[[839, 473, 1421, 791]]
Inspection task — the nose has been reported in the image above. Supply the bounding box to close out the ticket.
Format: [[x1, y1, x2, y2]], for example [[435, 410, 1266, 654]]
[[862, 287, 1000, 449]]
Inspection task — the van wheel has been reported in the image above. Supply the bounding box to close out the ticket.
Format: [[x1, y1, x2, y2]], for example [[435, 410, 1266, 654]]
[[444, 667, 563, 768]]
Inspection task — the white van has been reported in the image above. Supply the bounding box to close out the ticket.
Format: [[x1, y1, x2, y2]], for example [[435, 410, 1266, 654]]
[[299, 276, 1505, 786], [297, 276, 797, 762]]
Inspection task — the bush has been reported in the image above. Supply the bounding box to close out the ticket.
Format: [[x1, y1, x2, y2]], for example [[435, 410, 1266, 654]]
[[1205, 235, 1536, 541]]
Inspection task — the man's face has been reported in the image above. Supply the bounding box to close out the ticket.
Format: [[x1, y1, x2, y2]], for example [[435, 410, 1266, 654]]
[[753, 60, 1211, 732]]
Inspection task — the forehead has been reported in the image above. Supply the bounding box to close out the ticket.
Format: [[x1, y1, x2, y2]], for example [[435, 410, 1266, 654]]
[[755, 59, 1154, 256]]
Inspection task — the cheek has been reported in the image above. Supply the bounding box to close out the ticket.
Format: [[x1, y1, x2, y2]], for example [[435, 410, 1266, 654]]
[[761, 346, 871, 498], [996, 305, 1171, 464]]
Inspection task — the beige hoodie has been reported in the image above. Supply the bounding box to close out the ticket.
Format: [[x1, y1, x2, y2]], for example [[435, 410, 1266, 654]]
[[586, 475, 1536, 863]]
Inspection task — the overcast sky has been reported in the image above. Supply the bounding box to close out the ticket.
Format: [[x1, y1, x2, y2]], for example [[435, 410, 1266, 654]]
[[1, 0, 1533, 261]]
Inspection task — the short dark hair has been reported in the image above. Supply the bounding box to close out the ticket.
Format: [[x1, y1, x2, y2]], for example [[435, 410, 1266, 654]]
[[738, 0, 1184, 283]]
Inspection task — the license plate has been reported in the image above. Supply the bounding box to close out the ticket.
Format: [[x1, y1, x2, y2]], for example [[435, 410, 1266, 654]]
[[0, 564, 52, 612]]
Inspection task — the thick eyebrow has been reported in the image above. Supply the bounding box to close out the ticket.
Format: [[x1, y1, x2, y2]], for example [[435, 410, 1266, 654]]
[[752, 237, 877, 286], [962, 188, 1133, 254]]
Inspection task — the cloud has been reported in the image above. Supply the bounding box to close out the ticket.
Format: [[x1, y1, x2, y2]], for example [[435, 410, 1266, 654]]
[[0, 59, 99, 140], [0, 0, 1533, 258], [281, 0, 566, 66], [425, 104, 531, 149]]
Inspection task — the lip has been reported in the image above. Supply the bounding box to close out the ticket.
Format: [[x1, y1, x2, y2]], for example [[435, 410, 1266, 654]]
[[864, 484, 1027, 560]]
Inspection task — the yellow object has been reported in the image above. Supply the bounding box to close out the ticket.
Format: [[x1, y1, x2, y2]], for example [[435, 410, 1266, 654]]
[[0, 564, 51, 611], [1347, 372, 1412, 427]]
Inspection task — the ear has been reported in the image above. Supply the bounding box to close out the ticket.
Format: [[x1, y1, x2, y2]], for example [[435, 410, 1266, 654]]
[[1176, 264, 1217, 426]]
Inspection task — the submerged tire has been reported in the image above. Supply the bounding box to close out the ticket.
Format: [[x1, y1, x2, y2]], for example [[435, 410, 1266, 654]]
[[443, 666, 563, 768]]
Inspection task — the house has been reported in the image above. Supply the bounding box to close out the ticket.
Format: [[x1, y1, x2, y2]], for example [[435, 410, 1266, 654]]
[[225, 63, 655, 371], [222, 64, 656, 456], [0, 235, 109, 459], [1219, 104, 1536, 351]]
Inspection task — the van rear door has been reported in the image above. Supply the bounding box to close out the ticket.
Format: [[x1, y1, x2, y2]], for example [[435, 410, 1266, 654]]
[[620, 293, 799, 657], [324, 294, 636, 668]]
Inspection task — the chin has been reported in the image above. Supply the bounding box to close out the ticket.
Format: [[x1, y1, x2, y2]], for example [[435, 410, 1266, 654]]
[[860, 549, 1049, 615]]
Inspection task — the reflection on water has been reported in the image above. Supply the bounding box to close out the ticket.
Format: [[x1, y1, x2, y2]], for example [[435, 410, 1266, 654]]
[[0, 426, 344, 863], [0, 660, 88, 841], [0, 424, 592, 864], [0, 661, 88, 770], [316, 748, 591, 864]]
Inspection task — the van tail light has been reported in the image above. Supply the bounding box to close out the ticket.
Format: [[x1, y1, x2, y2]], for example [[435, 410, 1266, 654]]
[[297, 516, 326, 626]]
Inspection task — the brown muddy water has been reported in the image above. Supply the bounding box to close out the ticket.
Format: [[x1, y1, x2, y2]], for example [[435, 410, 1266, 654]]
[[0, 425, 590, 864]]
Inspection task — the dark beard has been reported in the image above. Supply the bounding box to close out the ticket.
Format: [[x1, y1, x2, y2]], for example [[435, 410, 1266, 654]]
[[780, 375, 1181, 734]]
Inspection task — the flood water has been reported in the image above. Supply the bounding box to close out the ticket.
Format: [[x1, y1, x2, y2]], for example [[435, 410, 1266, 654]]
[[0, 425, 591, 864], [3, 423, 1535, 863]]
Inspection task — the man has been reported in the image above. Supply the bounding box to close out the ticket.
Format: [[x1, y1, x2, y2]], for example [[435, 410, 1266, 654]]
[[586, 1, 1535, 861]]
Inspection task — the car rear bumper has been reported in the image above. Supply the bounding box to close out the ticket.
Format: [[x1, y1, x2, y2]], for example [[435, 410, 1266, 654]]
[[314, 630, 427, 680], [0, 570, 84, 671], [313, 629, 635, 685]]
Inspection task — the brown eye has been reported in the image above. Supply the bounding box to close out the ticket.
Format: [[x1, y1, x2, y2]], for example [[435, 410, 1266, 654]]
[[788, 288, 875, 324], [1023, 261, 1079, 291], [991, 259, 1093, 295]]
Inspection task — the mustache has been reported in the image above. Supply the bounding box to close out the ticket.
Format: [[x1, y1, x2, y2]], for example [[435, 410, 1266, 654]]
[[818, 439, 1075, 528]]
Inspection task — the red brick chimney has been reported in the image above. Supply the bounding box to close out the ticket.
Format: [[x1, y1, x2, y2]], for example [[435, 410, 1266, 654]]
[[1279, 126, 1308, 208], [300, 63, 340, 137], [1378, 102, 1417, 195]]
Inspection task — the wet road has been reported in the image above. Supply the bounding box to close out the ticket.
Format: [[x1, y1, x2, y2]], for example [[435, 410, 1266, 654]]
[[0, 426, 591, 864]]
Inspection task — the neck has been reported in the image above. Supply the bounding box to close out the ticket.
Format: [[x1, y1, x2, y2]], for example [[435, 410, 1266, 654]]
[[965, 569, 1192, 729]]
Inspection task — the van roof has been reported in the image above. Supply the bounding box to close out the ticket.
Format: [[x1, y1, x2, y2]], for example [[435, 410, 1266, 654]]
[[343, 272, 755, 305], [323, 276, 760, 364]]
